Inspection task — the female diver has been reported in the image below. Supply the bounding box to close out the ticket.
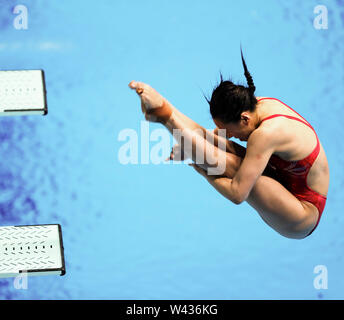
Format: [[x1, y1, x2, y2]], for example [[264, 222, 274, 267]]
[[128, 50, 329, 239]]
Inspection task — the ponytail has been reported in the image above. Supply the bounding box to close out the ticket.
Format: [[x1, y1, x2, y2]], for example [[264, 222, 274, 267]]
[[240, 46, 256, 96]]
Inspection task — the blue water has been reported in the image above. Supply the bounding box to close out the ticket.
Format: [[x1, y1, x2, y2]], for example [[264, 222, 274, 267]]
[[0, 0, 343, 300]]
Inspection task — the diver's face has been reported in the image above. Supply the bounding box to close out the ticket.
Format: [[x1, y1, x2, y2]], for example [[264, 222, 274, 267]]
[[213, 116, 253, 142]]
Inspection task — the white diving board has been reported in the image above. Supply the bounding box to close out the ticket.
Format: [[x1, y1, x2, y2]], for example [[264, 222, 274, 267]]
[[0, 224, 65, 278], [0, 70, 48, 116]]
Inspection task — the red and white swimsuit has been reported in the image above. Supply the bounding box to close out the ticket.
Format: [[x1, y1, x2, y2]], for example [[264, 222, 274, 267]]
[[258, 98, 327, 236]]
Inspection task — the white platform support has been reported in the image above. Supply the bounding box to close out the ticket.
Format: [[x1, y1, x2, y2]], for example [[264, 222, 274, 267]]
[[0, 224, 65, 278], [0, 70, 48, 116]]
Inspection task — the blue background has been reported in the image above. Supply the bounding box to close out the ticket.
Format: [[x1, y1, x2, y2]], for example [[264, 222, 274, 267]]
[[0, 0, 343, 299]]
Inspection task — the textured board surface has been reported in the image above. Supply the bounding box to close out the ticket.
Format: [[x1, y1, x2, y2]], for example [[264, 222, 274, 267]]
[[0, 225, 65, 278], [0, 70, 47, 116]]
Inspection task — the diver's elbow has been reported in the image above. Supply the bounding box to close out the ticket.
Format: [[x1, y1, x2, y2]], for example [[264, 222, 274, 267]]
[[231, 191, 248, 205], [231, 196, 244, 205]]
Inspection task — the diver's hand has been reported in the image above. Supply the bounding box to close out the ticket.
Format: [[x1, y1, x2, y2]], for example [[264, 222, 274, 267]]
[[129, 81, 171, 123], [165, 144, 188, 161]]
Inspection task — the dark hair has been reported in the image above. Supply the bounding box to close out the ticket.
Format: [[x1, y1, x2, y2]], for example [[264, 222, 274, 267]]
[[206, 48, 258, 123]]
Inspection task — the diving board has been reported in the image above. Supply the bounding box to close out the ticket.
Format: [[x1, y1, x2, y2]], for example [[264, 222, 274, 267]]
[[0, 70, 48, 116], [0, 224, 65, 278]]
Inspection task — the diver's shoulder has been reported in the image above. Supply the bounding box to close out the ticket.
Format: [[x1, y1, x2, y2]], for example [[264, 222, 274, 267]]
[[251, 121, 284, 145], [249, 125, 274, 143]]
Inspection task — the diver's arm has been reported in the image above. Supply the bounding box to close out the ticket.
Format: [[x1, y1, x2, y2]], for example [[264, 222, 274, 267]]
[[190, 128, 275, 204]]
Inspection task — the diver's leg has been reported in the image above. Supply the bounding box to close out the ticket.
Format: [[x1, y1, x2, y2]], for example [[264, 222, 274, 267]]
[[190, 143, 319, 239], [245, 175, 319, 239], [164, 111, 241, 176]]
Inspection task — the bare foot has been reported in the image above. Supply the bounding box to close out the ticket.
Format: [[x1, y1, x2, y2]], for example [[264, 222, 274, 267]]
[[129, 81, 172, 123]]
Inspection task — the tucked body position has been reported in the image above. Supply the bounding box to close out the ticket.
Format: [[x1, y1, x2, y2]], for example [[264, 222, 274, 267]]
[[128, 50, 329, 239]]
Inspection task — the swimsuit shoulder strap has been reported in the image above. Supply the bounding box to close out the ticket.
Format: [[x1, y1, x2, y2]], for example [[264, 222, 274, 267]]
[[260, 114, 312, 128], [258, 97, 320, 162], [258, 97, 314, 130]]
